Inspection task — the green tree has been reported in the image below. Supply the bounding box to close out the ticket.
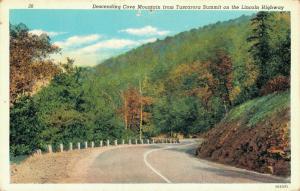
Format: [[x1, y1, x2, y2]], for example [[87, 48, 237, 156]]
[[10, 96, 43, 156], [247, 12, 272, 89], [277, 29, 290, 77]]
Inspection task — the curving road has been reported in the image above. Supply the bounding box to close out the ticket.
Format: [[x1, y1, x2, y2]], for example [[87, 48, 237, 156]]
[[70, 139, 289, 183]]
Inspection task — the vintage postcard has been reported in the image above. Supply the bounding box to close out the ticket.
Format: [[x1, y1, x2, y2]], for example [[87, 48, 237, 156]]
[[0, 0, 299, 191]]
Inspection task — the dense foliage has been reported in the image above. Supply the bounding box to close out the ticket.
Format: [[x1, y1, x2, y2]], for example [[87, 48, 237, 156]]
[[10, 12, 290, 156], [10, 23, 61, 104]]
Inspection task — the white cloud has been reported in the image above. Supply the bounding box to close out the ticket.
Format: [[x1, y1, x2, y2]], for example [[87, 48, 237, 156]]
[[120, 25, 170, 36], [52, 37, 158, 66], [51, 51, 110, 67], [75, 38, 140, 54], [29, 29, 66, 37], [140, 38, 157, 44], [53, 34, 101, 49]]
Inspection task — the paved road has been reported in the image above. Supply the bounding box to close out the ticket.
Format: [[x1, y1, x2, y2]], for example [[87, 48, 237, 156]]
[[80, 139, 289, 183]]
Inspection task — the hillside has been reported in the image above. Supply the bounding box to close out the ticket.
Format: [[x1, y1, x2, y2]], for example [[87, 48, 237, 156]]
[[94, 15, 253, 92], [197, 91, 290, 176], [10, 12, 290, 159], [87, 14, 258, 137]]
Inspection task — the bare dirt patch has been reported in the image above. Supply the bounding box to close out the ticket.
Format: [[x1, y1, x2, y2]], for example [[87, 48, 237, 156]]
[[197, 108, 290, 177], [10, 145, 139, 183]]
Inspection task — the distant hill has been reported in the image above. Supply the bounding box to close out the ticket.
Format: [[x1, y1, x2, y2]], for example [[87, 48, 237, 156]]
[[93, 15, 253, 96]]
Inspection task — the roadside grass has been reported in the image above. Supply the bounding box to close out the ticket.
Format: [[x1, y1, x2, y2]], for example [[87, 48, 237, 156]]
[[226, 91, 290, 127]]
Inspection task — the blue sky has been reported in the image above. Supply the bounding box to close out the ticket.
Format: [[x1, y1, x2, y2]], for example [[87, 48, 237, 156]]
[[10, 10, 255, 66]]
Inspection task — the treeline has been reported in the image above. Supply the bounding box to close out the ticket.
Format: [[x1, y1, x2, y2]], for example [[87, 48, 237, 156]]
[[9, 24, 137, 156], [10, 12, 290, 156]]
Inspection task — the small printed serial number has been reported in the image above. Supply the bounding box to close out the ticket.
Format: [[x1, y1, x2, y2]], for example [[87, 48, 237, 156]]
[[275, 185, 288, 189]]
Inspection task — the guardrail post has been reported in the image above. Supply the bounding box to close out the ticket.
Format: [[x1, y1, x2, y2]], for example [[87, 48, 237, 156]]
[[135, 139, 137, 144], [129, 139, 131, 145], [122, 139, 125, 145], [48, 145, 52, 153], [78, 142, 81, 150], [69, 142, 73, 151], [91, 141, 94, 148], [152, 139, 155, 144], [85, 141, 88, 149], [107, 140, 110, 146], [141, 139, 144, 144], [147, 139, 149, 144], [114, 140, 118, 146], [100, 140, 103, 147], [36, 149, 42, 155], [60, 143, 64, 152]]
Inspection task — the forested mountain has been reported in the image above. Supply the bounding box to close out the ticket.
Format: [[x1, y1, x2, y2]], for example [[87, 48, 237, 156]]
[[10, 12, 290, 156]]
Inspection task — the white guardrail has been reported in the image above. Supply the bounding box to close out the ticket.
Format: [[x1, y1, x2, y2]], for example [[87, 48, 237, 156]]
[[35, 138, 180, 154]]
